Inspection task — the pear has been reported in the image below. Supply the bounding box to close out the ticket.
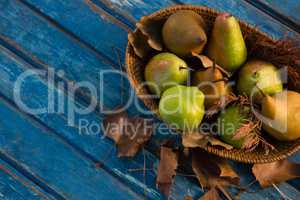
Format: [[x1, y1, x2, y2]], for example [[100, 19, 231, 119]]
[[162, 10, 207, 57], [159, 85, 205, 131], [261, 90, 300, 141], [192, 67, 230, 108], [207, 13, 247, 71], [217, 105, 253, 148], [144, 52, 188, 96], [237, 60, 283, 102]]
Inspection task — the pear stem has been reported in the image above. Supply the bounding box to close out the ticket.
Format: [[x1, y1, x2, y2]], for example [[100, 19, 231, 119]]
[[212, 60, 216, 71]]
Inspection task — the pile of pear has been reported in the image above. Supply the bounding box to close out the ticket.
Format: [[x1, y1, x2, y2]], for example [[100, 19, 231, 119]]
[[143, 10, 300, 148]]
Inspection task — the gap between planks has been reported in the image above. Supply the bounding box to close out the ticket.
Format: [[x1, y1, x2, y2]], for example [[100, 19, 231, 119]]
[[243, 0, 300, 34], [0, 151, 66, 200]]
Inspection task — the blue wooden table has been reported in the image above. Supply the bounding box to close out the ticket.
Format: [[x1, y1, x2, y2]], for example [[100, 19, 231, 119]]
[[0, 0, 299, 199]]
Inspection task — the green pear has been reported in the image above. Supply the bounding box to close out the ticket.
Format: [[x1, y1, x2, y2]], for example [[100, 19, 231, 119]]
[[207, 13, 247, 71], [144, 52, 188, 96], [261, 90, 300, 141], [217, 105, 252, 148], [162, 10, 207, 57], [237, 60, 283, 102], [192, 67, 230, 108], [159, 85, 205, 131]]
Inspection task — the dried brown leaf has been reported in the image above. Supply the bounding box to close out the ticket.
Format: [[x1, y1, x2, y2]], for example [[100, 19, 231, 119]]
[[183, 196, 193, 200], [182, 133, 233, 150], [103, 111, 153, 157], [205, 136, 234, 150], [103, 110, 128, 143], [182, 132, 205, 148], [199, 188, 221, 200], [157, 147, 178, 197], [136, 16, 165, 51], [192, 149, 240, 189], [191, 54, 230, 77], [252, 159, 300, 188], [128, 29, 152, 58]]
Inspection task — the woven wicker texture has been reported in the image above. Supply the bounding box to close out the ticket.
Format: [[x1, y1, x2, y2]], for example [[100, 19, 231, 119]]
[[126, 5, 300, 163]]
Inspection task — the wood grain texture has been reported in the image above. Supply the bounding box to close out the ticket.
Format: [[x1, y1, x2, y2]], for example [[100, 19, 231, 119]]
[[100, 0, 299, 38], [93, 0, 176, 22], [0, 0, 131, 111], [0, 0, 299, 199], [251, 0, 300, 31], [0, 90, 143, 199], [0, 45, 203, 199], [182, 0, 299, 38], [230, 162, 300, 200], [0, 159, 55, 200], [21, 0, 131, 63], [264, 0, 300, 22]]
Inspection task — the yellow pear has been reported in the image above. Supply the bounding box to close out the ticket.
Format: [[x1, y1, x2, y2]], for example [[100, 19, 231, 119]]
[[261, 90, 300, 141], [207, 13, 247, 71], [192, 67, 230, 108]]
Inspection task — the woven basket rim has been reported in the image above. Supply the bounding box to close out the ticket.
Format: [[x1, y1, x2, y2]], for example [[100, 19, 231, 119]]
[[126, 4, 300, 163]]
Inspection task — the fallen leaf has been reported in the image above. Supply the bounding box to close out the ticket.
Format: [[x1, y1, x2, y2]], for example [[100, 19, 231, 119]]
[[128, 29, 152, 58], [183, 196, 193, 200], [103, 110, 128, 143], [157, 146, 178, 197], [205, 136, 234, 150], [252, 159, 300, 188], [182, 132, 205, 148], [103, 111, 153, 157], [191, 54, 230, 77], [192, 149, 239, 189], [199, 187, 221, 200], [136, 16, 165, 51], [182, 132, 233, 150]]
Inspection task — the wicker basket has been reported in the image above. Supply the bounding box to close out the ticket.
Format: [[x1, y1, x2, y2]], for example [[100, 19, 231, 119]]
[[126, 5, 300, 163]]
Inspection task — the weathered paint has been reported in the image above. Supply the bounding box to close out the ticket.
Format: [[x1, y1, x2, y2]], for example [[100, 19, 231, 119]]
[[0, 44, 203, 199], [0, 0, 299, 199], [0, 94, 144, 200], [247, 0, 300, 33], [263, 0, 300, 23], [0, 159, 55, 200]]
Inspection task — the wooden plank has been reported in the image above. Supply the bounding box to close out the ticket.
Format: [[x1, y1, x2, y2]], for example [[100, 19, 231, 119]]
[[0, 159, 55, 200], [19, 0, 131, 63], [91, 0, 176, 21], [0, 94, 144, 199], [231, 162, 300, 200], [244, 0, 300, 33], [0, 0, 167, 157], [91, 0, 299, 38], [0, 0, 133, 111], [180, 0, 298, 38], [16, 0, 129, 64], [0, 45, 203, 199], [262, 0, 300, 23], [1, 0, 299, 198]]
